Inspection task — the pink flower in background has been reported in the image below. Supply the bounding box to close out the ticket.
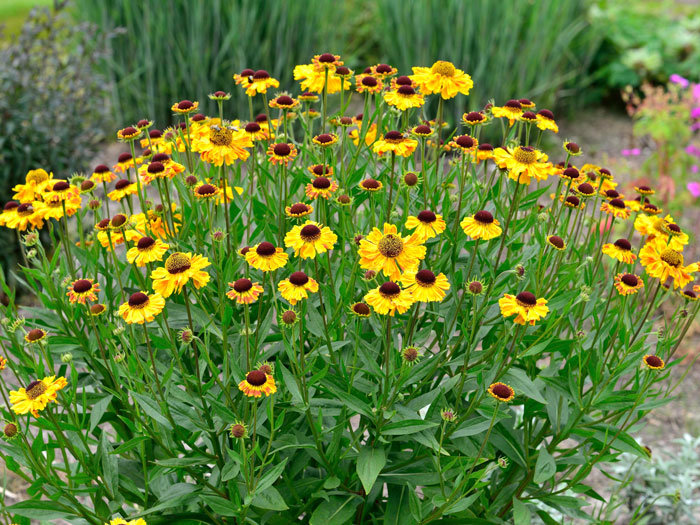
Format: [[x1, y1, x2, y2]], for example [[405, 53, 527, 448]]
[[693, 122, 700, 132], [621, 148, 641, 156], [670, 74, 690, 88], [687, 145, 700, 158], [688, 181, 700, 198], [693, 83, 700, 101], [693, 165, 699, 173], [692, 107, 700, 119]]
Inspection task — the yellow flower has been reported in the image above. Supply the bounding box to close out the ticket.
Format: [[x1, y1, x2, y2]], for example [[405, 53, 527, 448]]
[[491, 100, 523, 126], [400, 270, 450, 302], [460, 211, 502, 240], [492, 146, 555, 185], [614, 273, 644, 296], [24, 328, 47, 344], [150, 252, 211, 297], [226, 278, 264, 305], [364, 281, 414, 316], [410, 60, 473, 99], [34, 192, 82, 221], [358, 223, 426, 281], [12, 169, 55, 202], [349, 122, 377, 147], [193, 125, 252, 166], [355, 74, 384, 94], [66, 279, 100, 304], [10, 376, 67, 417], [0, 201, 19, 227], [108, 179, 138, 201], [284, 221, 337, 259], [193, 182, 221, 200], [126, 237, 169, 267], [171, 100, 198, 113], [305, 177, 339, 200], [600, 198, 630, 219], [535, 109, 558, 133], [602, 239, 636, 264], [373, 131, 418, 157], [449, 135, 478, 153], [293, 63, 344, 94], [245, 242, 288, 272], [359, 178, 383, 192], [642, 355, 665, 370], [239, 370, 276, 397], [499, 292, 549, 325], [278, 271, 319, 305], [488, 382, 515, 402], [5, 203, 44, 231], [266, 143, 298, 166], [106, 518, 148, 525], [285, 202, 314, 218], [405, 211, 446, 242], [383, 86, 425, 111], [118, 291, 165, 324], [546, 235, 566, 251], [639, 242, 698, 289]]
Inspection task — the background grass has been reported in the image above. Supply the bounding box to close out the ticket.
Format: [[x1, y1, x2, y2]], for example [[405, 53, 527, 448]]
[[0, 0, 53, 39]]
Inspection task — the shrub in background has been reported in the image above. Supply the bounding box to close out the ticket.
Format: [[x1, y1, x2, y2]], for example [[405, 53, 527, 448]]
[[0, 2, 111, 280]]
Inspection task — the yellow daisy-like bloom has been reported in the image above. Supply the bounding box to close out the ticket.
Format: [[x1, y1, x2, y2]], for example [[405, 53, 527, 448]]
[[285, 202, 314, 218], [600, 198, 630, 219], [499, 292, 549, 326], [359, 178, 383, 192], [647, 217, 689, 252], [487, 382, 515, 402], [370, 63, 398, 78], [117, 126, 141, 141], [614, 273, 644, 296], [126, 237, 169, 267], [150, 252, 211, 297], [681, 289, 699, 301], [450, 135, 478, 154], [24, 328, 47, 344], [118, 291, 165, 324], [411, 124, 433, 138], [113, 152, 140, 173], [0, 355, 6, 370], [106, 519, 147, 525], [473, 144, 495, 163], [355, 74, 384, 94], [462, 111, 488, 126], [171, 100, 198, 114], [312, 133, 339, 148], [193, 182, 221, 200], [243, 121, 269, 141], [602, 239, 636, 264], [364, 281, 415, 316], [245, 242, 288, 272], [108, 179, 138, 201], [34, 192, 82, 221], [278, 271, 319, 305], [461, 210, 502, 240], [13, 169, 55, 202], [239, 370, 277, 398], [266, 143, 298, 166], [400, 269, 450, 302], [6, 203, 44, 231], [410, 60, 473, 99], [10, 376, 67, 417], [305, 177, 339, 200], [639, 242, 698, 289], [350, 302, 372, 317], [0, 201, 19, 226], [194, 125, 252, 166], [269, 94, 299, 110], [492, 146, 555, 185], [535, 109, 558, 133], [491, 100, 523, 126], [226, 278, 264, 305], [383, 85, 425, 111], [405, 210, 446, 242], [642, 355, 665, 370], [66, 279, 100, 304], [373, 131, 418, 157], [633, 213, 657, 236], [284, 221, 337, 259], [293, 64, 344, 94], [44, 180, 77, 202], [358, 223, 427, 281], [546, 235, 566, 251]]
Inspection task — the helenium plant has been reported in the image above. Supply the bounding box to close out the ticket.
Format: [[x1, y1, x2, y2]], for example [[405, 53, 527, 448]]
[[0, 53, 699, 524]]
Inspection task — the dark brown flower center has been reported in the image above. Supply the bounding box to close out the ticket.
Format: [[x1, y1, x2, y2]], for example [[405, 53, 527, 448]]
[[313, 177, 331, 189], [504, 99, 522, 110], [73, 279, 93, 293], [177, 100, 194, 110], [277, 95, 294, 105], [115, 179, 131, 190], [548, 236, 564, 249], [118, 153, 133, 163], [417, 210, 436, 223], [111, 214, 127, 228], [90, 304, 105, 315], [491, 383, 513, 399], [474, 210, 494, 224], [165, 253, 192, 274], [397, 85, 415, 95], [245, 122, 261, 133], [415, 270, 436, 285], [148, 162, 165, 174], [352, 302, 370, 315], [53, 181, 70, 192], [379, 281, 401, 297], [562, 167, 579, 179], [94, 164, 110, 173], [121, 126, 138, 136], [336, 66, 350, 75], [565, 142, 580, 153], [240, 68, 254, 77], [315, 134, 334, 144], [396, 75, 412, 85], [196, 184, 217, 196], [318, 53, 336, 63], [668, 223, 681, 233], [271, 144, 292, 158], [300, 224, 321, 241], [413, 125, 431, 135], [478, 144, 494, 151], [361, 178, 380, 190], [246, 370, 267, 386], [384, 130, 403, 141], [645, 355, 662, 368], [137, 236, 155, 250], [609, 198, 625, 209], [256, 242, 276, 256], [361, 76, 378, 87], [289, 203, 310, 215], [522, 111, 537, 120], [81, 180, 95, 191], [538, 109, 554, 119], [621, 274, 638, 287], [516, 291, 537, 307], [282, 310, 297, 324], [466, 111, 485, 122], [378, 234, 404, 258], [565, 196, 580, 207], [605, 190, 620, 199], [468, 281, 483, 294], [289, 271, 309, 286], [455, 135, 475, 148], [614, 239, 632, 250], [577, 183, 594, 195], [128, 292, 149, 307], [404, 172, 418, 186], [4, 201, 19, 211], [3, 422, 17, 438], [233, 278, 253, 293], [26, 380, 47, 400], [26, 328, 45, 341]]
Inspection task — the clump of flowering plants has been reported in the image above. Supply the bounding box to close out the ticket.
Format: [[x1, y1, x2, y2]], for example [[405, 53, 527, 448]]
[[0, 55, 699, 524]]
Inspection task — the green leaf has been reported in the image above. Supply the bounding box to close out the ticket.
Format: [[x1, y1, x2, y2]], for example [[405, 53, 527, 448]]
[[252, 486, 289, 511], [381, 419, 439, 436], [111, 436, 150, 455], [250, 457, 288, 498], [132, 392, 172, 428], [89, 395, 113, 433], [309, 496, 360, 525], [384, 485, 417, 525], [357, 446, 386, 494], [6, 500, 74, 520], [99, 432, 119, 495], [513, 497, 532, 525], [534, 447, 556, 483]]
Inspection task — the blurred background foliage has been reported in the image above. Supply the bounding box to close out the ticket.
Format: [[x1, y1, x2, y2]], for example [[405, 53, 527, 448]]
[[1, 0, 698, 277]]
